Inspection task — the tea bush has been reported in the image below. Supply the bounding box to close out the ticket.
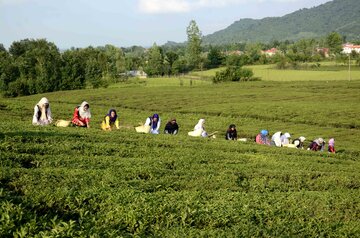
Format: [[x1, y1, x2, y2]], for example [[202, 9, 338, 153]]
[[0, 79, 359, 237]]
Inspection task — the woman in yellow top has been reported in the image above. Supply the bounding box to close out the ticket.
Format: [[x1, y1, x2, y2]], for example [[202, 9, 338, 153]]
[[101, 109, 119, 131]]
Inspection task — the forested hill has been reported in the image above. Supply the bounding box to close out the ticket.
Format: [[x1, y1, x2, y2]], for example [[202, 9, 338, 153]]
[[203, 0, 360, 45]]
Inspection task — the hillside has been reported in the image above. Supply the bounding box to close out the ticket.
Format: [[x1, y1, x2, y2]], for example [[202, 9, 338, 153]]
[[203, 0, 360, 45]]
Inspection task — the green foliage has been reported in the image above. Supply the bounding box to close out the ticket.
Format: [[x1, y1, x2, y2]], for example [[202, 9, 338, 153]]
[[2, 39, 62, 96], [326, 32, 344, 55], [0, 41, 129, 96], [203, 0, 360, 44], [145, 43, 164, 76], [226, 54, 250, 67], [213, 66, 255, 83], [0, 77, 360, 236], [186, 20, 202, 70], [60, 49, 86, 90], [172, 57, 189, 75], [206, 46, 224, 69]]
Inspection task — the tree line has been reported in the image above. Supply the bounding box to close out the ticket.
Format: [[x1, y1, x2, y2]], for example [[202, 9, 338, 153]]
[[1, 20, 359, 97]]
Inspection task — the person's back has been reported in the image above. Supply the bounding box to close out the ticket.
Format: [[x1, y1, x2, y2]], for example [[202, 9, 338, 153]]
[[281, 132, 291, 146], [164, 119, 179, 135], [256, 130, 270, 145], [308, 138, 324, 151], [328, 138, 336, 153], [188, 119, 207, 137], [293, 136, 306, 149], [271, 131, 282, 147]]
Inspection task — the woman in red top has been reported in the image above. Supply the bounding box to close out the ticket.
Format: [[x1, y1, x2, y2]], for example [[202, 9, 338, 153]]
[[72, 101, 91, 128]]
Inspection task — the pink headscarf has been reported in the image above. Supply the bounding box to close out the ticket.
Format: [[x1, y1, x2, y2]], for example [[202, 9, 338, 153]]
[[328, 138, 335, 146]]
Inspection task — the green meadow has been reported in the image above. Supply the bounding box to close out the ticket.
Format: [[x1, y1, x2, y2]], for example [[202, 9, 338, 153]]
[[190, 62, 360, 82], [1, 66, 360, 237]]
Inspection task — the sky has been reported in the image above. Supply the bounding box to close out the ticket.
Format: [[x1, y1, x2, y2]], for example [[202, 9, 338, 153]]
[[0, 0, 332, 49]]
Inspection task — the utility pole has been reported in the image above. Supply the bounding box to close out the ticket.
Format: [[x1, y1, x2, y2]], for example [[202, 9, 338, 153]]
[[348, 53, 351, 81]]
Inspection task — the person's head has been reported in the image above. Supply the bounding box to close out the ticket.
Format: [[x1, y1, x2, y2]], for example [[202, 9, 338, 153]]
[[170, 118, 176, 124], [261, 129, 268, 136], [38, 97, 49, 108], [318, 138, 324, 144], [109, 109, 117, 118], [152, 114, 159, 122], [229, 124, 236, 131], [284, 132, 291, 138], [328, 138, 335, 146], [299, 136, 306, 142], [81, 101, 89, 111]]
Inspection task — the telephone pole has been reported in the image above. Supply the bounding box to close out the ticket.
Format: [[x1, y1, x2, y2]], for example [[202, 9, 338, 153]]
[[348, 53, 351, 81]]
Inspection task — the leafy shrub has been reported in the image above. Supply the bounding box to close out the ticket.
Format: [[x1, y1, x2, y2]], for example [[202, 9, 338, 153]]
[[212, 66, 256, 83]]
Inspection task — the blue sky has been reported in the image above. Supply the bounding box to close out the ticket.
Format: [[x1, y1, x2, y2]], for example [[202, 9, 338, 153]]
[[0, 0, 331, 49]]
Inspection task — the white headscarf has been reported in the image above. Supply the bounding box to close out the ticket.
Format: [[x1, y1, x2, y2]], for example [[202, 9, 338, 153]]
[[194, 119, 205, 130], [79, 101, 91, 119], [37, 97, 49, 107], [37, 97, 50, 121], [314, 138, 324, 145], [271, 131, 282, 147]]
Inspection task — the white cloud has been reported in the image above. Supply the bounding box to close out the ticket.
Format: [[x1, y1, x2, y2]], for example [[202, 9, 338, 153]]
[[138, 0, 191, 14], [138, 0, 302, 14]]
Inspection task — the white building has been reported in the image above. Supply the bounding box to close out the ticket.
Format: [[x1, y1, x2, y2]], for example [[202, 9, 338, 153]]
[[127, 70, 147, 79], [342, 44, 360, 54]]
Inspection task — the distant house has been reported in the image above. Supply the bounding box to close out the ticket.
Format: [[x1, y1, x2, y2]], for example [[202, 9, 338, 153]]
[[342, 43, 360, 54], [262, 48, 278, 57], [127, 70, 147, 79], [316, 47, 330, 58]]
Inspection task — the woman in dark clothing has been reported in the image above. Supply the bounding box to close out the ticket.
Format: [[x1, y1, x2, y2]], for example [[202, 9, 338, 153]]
[[308, 138, 325, 151], [225, 124, 237, 140], [164, 118, 179, 135]]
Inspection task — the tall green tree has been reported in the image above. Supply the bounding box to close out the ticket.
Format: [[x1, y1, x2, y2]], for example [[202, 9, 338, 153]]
[[60, 49, 86, 90], [207, 46, 223, 69], [5, 39, 62, 96], [326, 32, 344, 55], [145, 43, 163, 76], [104, 44, 126, 78], [186, 20, 202, 70]]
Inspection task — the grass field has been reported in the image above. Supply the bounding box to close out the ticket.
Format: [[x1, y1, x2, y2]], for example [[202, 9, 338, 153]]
[[189, 62, 360, 82], [1, 71, 360, 236]]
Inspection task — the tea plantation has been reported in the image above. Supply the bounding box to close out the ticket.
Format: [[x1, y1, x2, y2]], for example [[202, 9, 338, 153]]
[[1, 78, 360, 237]]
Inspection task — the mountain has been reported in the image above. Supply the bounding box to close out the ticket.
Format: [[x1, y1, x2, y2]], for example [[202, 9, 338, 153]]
[[203, 0, 360, 45]]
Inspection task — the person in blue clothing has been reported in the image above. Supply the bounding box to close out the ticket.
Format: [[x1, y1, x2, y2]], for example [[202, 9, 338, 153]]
[[145, 113, 161, 134]]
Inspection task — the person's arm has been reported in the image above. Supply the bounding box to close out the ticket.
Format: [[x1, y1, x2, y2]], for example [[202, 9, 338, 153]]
[[85, 117, 90, 128], [32, 106, 39, 125], [104, 116, 111, 129], [47, 108, 53, 123], [226, 131, 230, 140], [145, 117, 151, 126], [155, 118, 161, 131]]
